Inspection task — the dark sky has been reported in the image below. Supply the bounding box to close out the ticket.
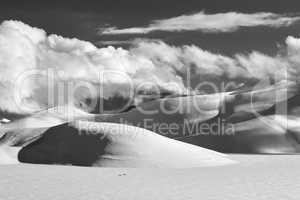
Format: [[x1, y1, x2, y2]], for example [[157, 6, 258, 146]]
[[1, 0, 300, 55]]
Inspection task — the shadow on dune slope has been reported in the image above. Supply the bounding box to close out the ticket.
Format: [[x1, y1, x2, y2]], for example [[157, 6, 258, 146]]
[[18, 124, 109, 166]]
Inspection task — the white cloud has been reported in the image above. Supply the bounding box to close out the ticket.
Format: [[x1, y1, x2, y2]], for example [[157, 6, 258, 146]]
[[100, 11, 300, 34], [130, 39, 291, 80], [1, 20, 300, 115], [0, 20, 185, 114]]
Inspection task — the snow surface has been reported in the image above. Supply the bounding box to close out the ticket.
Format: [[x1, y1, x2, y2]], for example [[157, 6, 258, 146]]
[[0, 155, 299, 200]]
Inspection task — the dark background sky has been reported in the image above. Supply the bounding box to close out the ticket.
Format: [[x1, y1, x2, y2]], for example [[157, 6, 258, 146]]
[[1, 0, 300, 55]]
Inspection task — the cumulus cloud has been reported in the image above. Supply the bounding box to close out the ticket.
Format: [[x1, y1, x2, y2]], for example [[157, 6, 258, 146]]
[[129, 37, 300, 94], [100, 11, 300, 34], [0, 20, 185, 114], [1, 20, 300, 115], [130, 39, 291, 81]]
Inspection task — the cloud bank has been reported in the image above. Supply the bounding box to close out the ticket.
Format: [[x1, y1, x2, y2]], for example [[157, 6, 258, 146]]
[[100, 11, 300, 34], [1, 20, 300, 115], [130, 39, 292, 81], [0, 20, 185, 114]]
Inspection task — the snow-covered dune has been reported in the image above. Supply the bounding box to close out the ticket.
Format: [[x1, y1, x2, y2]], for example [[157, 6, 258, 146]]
[[1, 121, 236, 167], [95, 82, 300, 154], [19, 121, 236, 167]]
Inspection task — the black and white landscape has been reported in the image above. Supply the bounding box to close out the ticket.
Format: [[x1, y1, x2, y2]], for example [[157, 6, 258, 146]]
[[1, 0, 300, 199]]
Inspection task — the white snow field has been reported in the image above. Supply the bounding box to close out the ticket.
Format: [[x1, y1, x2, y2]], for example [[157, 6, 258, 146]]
[[0, 155, 299, 200]]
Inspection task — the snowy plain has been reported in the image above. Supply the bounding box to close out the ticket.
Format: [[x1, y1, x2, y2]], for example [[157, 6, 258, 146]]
[[1, 155, 299, 200]]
